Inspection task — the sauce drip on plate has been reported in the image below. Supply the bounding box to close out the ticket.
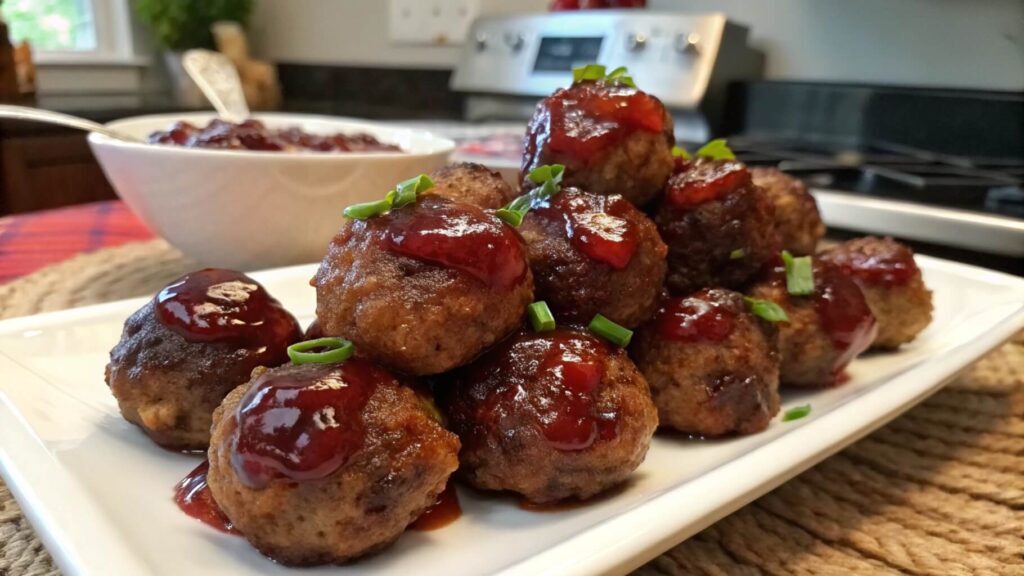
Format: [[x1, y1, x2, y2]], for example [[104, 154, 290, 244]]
[[174, 460, 237, 534], [383, 197, 528, 290], [230, 360, 389, 489], [410, 484, 462, 531]]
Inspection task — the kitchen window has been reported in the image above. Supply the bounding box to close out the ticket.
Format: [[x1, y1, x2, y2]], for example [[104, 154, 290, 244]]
[[2, 0, 140, 65]]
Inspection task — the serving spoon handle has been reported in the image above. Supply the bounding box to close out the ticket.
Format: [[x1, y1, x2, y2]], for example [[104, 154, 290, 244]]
[[0, 105, 141, 142], [183, 49, 251, 123]]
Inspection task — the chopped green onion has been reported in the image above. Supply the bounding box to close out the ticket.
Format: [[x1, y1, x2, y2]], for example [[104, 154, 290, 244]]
[[527, 301, 556, 332], [744, 296, 789, 323], [782, 404, 812, 422], [730, 248, 746, 260], [343, 198, 393, 220], [498, 164, 565, 228], [671, 145, 691, 160], [287, 337, 355, 365], [781, 250, 815, 296], [571, 63, 637, 88], [343, 173, 434, 219], [695, 138, 736, 161], [588, 313, 633, 347]]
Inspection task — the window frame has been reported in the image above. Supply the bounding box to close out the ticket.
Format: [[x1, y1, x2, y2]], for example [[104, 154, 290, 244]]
[[29, 0, 147, 66]]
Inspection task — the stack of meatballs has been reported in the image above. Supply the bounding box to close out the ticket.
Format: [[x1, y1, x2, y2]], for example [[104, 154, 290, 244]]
[[105, 65, 934, 566]]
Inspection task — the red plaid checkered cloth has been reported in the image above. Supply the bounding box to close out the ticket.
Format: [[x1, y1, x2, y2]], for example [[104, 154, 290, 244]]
[[0, 201, 154, 284]]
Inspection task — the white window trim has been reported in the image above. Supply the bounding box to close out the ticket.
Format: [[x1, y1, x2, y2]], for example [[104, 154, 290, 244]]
[[31, 0, 149, 67]]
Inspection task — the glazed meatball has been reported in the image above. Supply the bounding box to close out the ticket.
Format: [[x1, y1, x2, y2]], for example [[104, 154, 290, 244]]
[[315, 195, 533, 375], [819, 236, 933, 349], [751, 167, 825, 255], [207, 359, 459, 565], [442, 327, 658, 503], [518, 187, 667, 328], [631, 289, 780, 436], [748, 258, 878, 387], [522, 79, 674, 206], [656, 158, 781, 294], [106, 269, 301, 450], [424, 162, 517, 209]]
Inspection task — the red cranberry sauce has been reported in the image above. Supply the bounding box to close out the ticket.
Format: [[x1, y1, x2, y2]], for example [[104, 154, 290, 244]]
[[523, 81, 666, 167], [148, 119, 401, 153], [156, 268, 300, 360], [174, 460, 237, 534], [533, 188, 639, 269], [465, 328, 618, 451], [229, 360, 390, 489], [822, 240, 920, 287], [654, 289, 737, 343], [665, 159, 752, 208], [410, 483, 462, 531], [382, 196, 528, 290]]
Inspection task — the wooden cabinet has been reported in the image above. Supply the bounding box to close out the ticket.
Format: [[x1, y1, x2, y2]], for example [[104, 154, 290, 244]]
[[0, 129, 116, 215]]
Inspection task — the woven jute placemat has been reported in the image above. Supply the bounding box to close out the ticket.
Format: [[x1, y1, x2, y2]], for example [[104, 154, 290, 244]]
[[1, 239, 1021, 576]]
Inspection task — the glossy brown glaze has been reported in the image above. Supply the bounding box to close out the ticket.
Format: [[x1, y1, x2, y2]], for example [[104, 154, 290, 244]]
[[230, 359, 391, 489], [174, 460, 238, 534], [653, 290, 737, 343], [382, 196, 529, 290], [410, 483, 462, 530], [532, 189, 639, 269], [149, 119, 401, 153], [665, 159, 752, 208], [820, 238, 920, 286]]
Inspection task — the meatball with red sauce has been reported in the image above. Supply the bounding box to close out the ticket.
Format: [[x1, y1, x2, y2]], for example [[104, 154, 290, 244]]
[[747, 258, 878, 387], [106, 269, 301, 450], [315, 195, 533, 375], [656, 158, 781, 294], [424, 162, 517, 209], [819, 236, 933, 349], [441, 326, 658, 503], [518, 187, 667, 328], [522, 79, 674, 206], [207, 359, 459, 565], [751, 167, 825, 256], [631, 289, 780, 436]]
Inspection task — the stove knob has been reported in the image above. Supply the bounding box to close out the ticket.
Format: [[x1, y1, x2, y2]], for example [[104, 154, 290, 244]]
[[676, 32, 701, 55], [504, 32, 525, 52], [626, 33, 648, 52], [474, 32, 488, 52]]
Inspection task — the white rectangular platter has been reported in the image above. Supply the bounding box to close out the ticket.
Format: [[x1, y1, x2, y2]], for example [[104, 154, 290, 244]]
[[1, 255, 1022, 576]]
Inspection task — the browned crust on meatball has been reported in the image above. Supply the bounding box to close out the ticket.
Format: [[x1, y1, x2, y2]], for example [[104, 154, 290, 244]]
[[314, 201, 533, 376], [631, 289, 780, 436], [105, 301, 285, 450], [747, 281, 842, 387], [424, 162, 517, 209], [751, 167, 825, 256], [657, 174, 780, 295], [519, 189, 668, 328], [444, 329, 658, 503], [207, 365, 460, 566], [819, 237, 933, 349]]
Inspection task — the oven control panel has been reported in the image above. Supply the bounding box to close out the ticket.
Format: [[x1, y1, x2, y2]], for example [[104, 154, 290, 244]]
[[451, 11, 761, 110]]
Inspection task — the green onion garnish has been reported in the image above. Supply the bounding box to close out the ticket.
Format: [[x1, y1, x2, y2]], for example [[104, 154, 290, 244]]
[[781, 250, 815, 296], [527, 301, 556, 332], [572, 63, 636, 88], [287, 337, 355, 365], [496, 164, 565, 228], [782, 404, 812, 422], [588, 313, 633, 347], [343, 174, 434, 219], [671, 145, 691, 160], [730, 248, 746, 260], [744, 297, 789, 323], [695, 138, 736, 161]]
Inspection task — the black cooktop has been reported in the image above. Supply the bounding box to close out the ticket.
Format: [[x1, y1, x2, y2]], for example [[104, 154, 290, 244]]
[[709, 137, 1024, 220]]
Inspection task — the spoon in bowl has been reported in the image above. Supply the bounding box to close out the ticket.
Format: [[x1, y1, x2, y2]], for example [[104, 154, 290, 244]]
[[0, 105, 142, 142], [182, 49, 251, 123]]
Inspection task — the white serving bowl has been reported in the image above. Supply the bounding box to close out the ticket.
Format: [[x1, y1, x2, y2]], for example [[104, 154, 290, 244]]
[[88, 112, 454, 270]]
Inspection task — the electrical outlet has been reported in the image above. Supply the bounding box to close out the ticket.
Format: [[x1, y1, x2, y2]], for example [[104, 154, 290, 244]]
[[389, 0, 480, 45]]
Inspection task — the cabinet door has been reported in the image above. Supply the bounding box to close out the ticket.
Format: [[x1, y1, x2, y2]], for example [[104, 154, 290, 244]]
[[1, 132, 116, 215]]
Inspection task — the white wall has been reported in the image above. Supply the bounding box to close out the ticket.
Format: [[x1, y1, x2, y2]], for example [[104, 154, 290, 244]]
[[250, 0, 1024, 91]]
